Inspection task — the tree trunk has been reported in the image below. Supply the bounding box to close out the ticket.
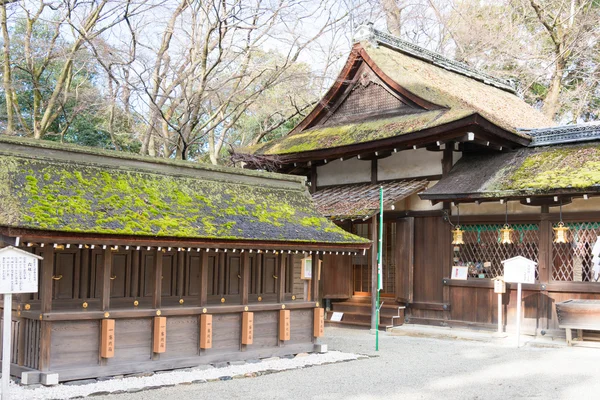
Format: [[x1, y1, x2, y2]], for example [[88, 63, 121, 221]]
[[1, 4, 14, 134], [381, 0, 402, 37], [542, 56, 565, 120]]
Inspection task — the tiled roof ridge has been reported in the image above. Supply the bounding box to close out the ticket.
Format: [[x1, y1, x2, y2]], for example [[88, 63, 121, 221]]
[[353, 23, 517, 94], [519, 122, 600, 147]]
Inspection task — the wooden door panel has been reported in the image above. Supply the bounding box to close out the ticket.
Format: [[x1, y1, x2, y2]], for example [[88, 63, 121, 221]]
[[142, 253, 154, 297], [161, 253, 175, 297], [227, 256, 241, 295], [262, 256, 277, 294], [396, 217, 414, 303], [53, 252, 77, 299], [322, 254, 352, 299], [187, 254, 201, 296], [207, 255, 217, 296], [110, 253, 128, 298]]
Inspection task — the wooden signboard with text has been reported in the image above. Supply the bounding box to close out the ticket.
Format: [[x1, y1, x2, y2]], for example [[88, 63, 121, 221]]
[[242, 312, 254, 345], [314, 308, 324, 337], [153, 317, 167, 353], [200, 314, 213, 349], [101, 319, 115, 358], [279, 310, 291, 341]]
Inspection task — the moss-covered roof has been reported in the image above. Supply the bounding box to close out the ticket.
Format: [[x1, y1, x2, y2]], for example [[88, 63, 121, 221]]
[[421, 143, 600, 201], [245, 109, 467, 156], [0, 136, 369, 246], [244, 41, 554, 157]]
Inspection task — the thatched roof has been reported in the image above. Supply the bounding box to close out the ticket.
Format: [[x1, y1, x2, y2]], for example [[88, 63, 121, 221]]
[[242, 28, 552, 158], [0, 136, 369, 247], [313, 180, 428, 220], [420, 143, 600, 202]]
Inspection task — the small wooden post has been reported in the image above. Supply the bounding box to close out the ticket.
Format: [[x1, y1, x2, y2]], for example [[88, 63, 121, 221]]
[[200, 314, 212, 349], [279, 310, 290, 341], [153, 316, 167, 353], [242, 312, 254, 345], [314, 308, 324, 337], [101, 319, 115, 358], [311, 254, 319, 303], [277, 254, 285, 303]]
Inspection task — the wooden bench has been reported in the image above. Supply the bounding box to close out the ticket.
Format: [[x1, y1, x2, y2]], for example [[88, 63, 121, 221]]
[[556, 299, 600, 346]]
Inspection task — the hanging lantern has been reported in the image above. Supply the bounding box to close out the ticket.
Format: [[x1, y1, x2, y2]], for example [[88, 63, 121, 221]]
[[553, 199, 569, 243], [553, 222, 569, 244], [452, 226, 464, 245], [499, 201, 513, 244], [451, 204, 464, 245], [500, 224, 513, 244]]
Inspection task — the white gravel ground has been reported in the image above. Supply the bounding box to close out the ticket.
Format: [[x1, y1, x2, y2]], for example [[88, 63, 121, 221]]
[[8, 326, 600, 400], [2, 350, 360, 400], [99, 326, 600, 400]]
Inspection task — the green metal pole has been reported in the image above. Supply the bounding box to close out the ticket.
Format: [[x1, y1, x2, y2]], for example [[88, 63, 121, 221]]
[[376, 186, 383, 351]]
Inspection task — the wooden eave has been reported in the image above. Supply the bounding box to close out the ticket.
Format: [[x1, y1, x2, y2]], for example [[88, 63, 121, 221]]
[[1, 227, 371, 252], [250, 114, 530, 172], [421, 189, 600, 205]]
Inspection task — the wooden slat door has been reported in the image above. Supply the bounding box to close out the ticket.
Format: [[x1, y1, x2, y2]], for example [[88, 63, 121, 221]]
[[161, 253, 176, 297], [262, 255, 277, 295], [396, 217, 414, 303], [226, 255, 241, 295], [322, 254, 352, 299], [53, 251, 79, 300], [110, 252, 130, 298], [186, 253, 202, 296]]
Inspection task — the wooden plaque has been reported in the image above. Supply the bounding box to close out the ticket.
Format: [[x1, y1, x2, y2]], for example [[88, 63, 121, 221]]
[[314, 308, 325, 337], [242, 312, 254, 345], [200, 314, 213, 349], [153, 316, 167, 353], [279, 310, 291, 341], [100, 319, 115, 358]]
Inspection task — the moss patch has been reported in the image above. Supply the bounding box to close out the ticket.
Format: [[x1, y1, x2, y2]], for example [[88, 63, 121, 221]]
[[0, 154, 369, 245], [499, 144, 600, 191]]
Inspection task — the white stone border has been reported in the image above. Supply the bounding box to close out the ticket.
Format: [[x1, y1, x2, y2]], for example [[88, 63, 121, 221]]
[[5, 351, 366, 400]]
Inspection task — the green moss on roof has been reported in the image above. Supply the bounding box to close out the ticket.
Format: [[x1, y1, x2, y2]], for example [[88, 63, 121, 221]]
[[499, 144, 600, 191], [0, 152, 369, 245], [248, 109, 469, 155]]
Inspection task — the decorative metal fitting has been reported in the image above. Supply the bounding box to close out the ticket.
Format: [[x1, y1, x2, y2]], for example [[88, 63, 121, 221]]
[[24, 303, 31, 310], [179, 299, 184, 305], [281, 304, 286, 309], [104, 312, 110, 318], [156, 310, 161, 316], [82, 302, 88, 309], [134, 300, 139, 307], [202, 308, 207, 314]]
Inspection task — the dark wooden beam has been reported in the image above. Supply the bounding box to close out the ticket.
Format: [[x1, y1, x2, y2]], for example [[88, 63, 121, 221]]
[[311, 254, 319, 303], [442, 141, 454, 177], [199, 251, 208, 307], [100, 248, 112, 311], [40, 246, 54, 314], [371, 159, 377, 184], [3, 228, 371, 252], [310, 165, 317, 194], [241, 253, 250, 305], [153, 249, 162, 309], [277, 254, 285, 303]]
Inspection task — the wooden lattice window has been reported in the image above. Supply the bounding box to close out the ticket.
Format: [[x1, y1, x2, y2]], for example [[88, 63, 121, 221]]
[[552, 222, 600, 282], [455, 224, 540, 279]]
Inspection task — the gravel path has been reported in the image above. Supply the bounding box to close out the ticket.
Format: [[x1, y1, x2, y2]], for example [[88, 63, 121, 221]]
[[30, 326, 600, 399]]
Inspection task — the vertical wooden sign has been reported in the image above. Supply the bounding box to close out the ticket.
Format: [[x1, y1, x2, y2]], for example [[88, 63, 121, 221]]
[[153, 316, 167, 353], [101, 319, 115, 358], [313, 308, 324, 337], [200, 314, 213, 349], [242, 312, 254, 345], [279, 310, 290, 341]]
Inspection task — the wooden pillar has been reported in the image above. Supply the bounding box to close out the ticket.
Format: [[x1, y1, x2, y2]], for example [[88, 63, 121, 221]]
[[176, 250, 185, 298], [310, 165, 317, 194], [40, 247, 54, 313], [39, 246, 54, 372], [277, 253, 285, 303], [153, 249, 163, 309], [241, 253, 250, 305], [442, 142, 453, 177], [370, 215, 378, 331], [371, 159, 377, 184], [311, 254, 319, 303], [199, 251, 208, 307], [100, 248, 112, 311], [538, 208, 551, 332]]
